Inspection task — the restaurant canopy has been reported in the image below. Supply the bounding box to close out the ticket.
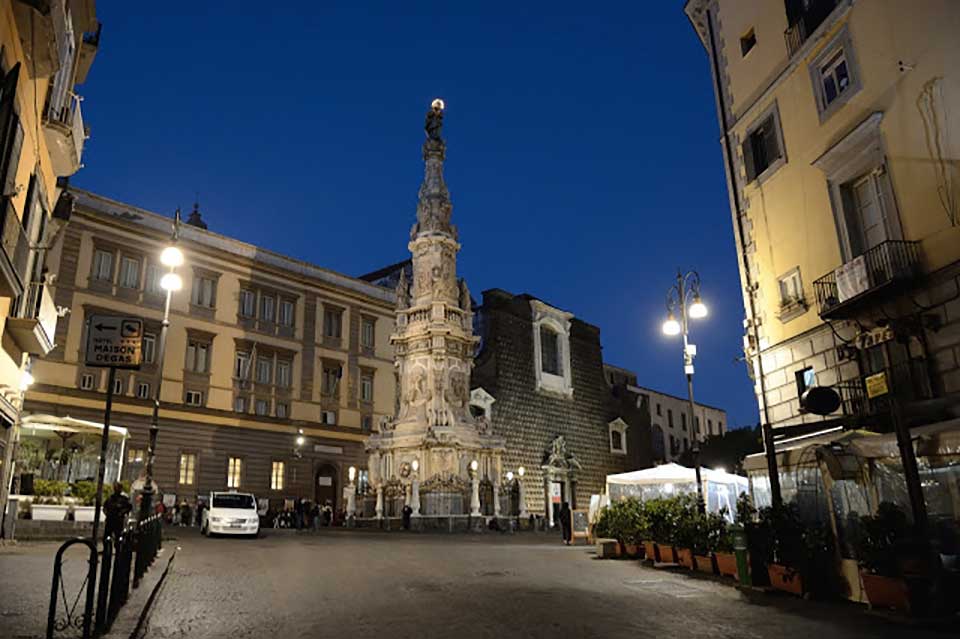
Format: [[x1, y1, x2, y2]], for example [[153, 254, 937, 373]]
[[605, 463, 750, 521]]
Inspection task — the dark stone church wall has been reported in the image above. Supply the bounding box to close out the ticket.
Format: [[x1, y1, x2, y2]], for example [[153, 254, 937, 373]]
[[472, 289, 652, 517]]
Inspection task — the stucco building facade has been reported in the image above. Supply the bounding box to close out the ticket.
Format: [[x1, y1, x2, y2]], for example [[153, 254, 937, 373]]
[[685, 0, 960, 444]]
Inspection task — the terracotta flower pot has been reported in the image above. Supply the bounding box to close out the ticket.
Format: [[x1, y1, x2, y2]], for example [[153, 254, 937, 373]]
[[714, 552, 738, 579], [768, 563, 803, 596], [676, 547, 694, 569], [861, 572, 911, 613], [623, 543, 640, 558], [694, 554, 715, 575], [642, 541, 657, 562], [658, 544, 677, 563]]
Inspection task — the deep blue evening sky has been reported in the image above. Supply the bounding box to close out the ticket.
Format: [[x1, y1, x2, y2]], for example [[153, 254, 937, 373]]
[[76, 2, 758, 428]]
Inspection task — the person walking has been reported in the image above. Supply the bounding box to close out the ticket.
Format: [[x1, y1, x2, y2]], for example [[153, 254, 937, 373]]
[[559, 501, 573, 546], [103, 483, 132, 542]]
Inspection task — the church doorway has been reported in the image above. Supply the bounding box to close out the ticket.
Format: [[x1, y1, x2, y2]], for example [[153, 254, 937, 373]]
[[315, 464, 338, 512]]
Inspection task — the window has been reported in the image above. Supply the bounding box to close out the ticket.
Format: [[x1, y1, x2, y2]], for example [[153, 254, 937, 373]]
[[611, 430, 623, 452], [276, 360, 291, 387], [255, 357, 273, 384], [656, 403, 662, 416], [321, 410, 336, 425], [113, 376, 124, 395], [683, 438, 689, 451], [142, 333, 156, 364], [235, 351, 251, 379], [740, 28, 756, 56], [186, 340, 210, 373], [185, 390, 204, 406], [92, 249, 113, 282], [255, 398, 269, 416], [276, 402, 288, 419], [234, 396, 247, 413], [819, 49, 849, 107], [80, 373, 95, 390], [227, 457, 242, 488], [682, 413, 687, 431], [778, 268, 804, 306], [192, 275, 216, 308], [145, 263, 163, 295], [260, 295, 276, 323], [810, 29, 859, 120], [361, 318, 375, 348], [539, 326, 561, 375], [239, 289, 256, 317], [137, 382, 151, 399], [127, 448, 145, 464], [323, 308, 342, 338], [271, 461, 285, 490], [708, 419, 713, 436], [695, 416, 701, 434], [608, 418, 628, 455], [796, 366, 817, 399], [742, 108, 784, 182], [118, 256, 140, 288], [667, 409, 674, 428], [179, 453, 196, 485], [322, 365, 341, 396], [279, 300, 294, 327], [360, 374, 373, 402], [718, 422, 724, 433], [361, 415, 372, 432]]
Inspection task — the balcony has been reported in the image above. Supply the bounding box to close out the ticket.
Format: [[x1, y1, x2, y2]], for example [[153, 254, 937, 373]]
[[0, 199, 30, 299], [812, 240, 921, 319], [42, 93, 87, 177], [784, 0, 840, 58], [7, 282, 58, 355], [830, 358, 933, 428]]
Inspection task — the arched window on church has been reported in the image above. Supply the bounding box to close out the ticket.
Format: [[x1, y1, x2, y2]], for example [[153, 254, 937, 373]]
[[539, 325, 561, 375]]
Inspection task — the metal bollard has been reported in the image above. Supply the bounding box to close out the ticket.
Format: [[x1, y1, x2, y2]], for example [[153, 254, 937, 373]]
[[731, 524, 752, 587]]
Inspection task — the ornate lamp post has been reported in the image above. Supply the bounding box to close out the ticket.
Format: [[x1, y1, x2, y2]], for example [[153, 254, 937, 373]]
[[662, 269, 709, 513], [138, 213, 183, 523], [410, 459, 421, 517], [469, 459, 481, 516]]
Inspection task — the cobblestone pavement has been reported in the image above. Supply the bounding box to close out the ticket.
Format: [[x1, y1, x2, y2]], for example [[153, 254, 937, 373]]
[[132, 528, 949, 639]]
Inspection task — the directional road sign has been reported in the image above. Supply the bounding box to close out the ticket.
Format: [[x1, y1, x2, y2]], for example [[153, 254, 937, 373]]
[[85, 315, 144, 369]]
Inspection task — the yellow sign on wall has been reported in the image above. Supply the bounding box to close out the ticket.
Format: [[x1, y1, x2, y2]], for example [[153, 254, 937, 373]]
[[865, 372, 889, 399]]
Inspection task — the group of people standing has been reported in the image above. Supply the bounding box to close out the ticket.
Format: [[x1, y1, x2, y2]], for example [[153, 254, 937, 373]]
[[272, 498, 334, 530]]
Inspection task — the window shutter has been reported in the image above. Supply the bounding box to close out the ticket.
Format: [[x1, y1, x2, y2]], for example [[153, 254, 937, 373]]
[[762, 115, 781, 164], [742, 137, 756, 182]]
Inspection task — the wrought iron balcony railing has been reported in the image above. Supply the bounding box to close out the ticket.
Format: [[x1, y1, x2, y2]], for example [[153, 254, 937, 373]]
[[784, 0, 840, 57], [812, 240, 921, 319]]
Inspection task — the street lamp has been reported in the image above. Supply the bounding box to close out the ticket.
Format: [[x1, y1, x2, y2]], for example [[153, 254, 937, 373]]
[[516, 466, 527, 518], [469, 459, 481, 516], [410, 459, 421, 517], [139, 210, 183, 523], [663, 269, 708, 513]]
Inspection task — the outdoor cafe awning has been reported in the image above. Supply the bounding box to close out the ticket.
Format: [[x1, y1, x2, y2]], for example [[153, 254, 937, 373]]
[[20, 413, 129, 440]]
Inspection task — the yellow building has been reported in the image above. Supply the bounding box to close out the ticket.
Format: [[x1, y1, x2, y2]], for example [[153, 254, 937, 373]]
[[685, 0, 959, 507], [19, 189, 396, 513], [0, 0, 101, 530]]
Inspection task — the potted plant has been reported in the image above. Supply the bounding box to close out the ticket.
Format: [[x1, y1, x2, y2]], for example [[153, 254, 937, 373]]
[[72, 480, 109, 523], [695, 511, 728, 575], [759, 504, 805, 595], [854, 502, 913, 612], [645, 497, 677, 563], [668, 494, 699, 569], [713, 518, 738, 578], [30, 479, 70, 521]]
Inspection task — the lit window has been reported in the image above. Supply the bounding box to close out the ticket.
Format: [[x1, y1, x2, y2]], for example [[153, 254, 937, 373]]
[[185, 390, 204, 406], [128, 448, 145, 464], [118, 256, 140, 288], [239, 290, 256, 317], [279, 300, 294, 327], [271, 461, 285, 490], [227, 457, 242, 488], [192, 275, 216, 308], [179, 453, 196, 485], [136, 382, 151, 399], [92, 249, 113, 282], [80, 373, 95, 391]]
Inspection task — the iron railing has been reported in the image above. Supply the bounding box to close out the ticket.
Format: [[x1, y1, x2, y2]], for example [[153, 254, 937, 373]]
[[47, 514, 163, 639], [830, 358, 932, 425], [812, 240, 921, 318], [784, 0, 840, 57]]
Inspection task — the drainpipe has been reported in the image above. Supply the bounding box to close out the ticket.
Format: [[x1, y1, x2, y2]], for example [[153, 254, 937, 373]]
[[705, 9, 782, 509]]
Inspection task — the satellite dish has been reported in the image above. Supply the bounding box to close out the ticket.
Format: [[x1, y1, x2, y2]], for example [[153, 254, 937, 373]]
[[801, 386, 842, 416]]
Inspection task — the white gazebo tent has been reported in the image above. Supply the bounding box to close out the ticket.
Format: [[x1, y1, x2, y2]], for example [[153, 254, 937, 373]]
[[17, 414, 129, 486], [605, 463, 750, 521]]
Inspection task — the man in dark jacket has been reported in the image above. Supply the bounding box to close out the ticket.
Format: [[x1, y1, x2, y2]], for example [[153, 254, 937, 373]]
[[103, 483, 132, 541]]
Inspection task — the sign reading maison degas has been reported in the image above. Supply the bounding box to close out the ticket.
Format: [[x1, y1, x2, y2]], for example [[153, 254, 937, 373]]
[[85, 314, 144, 369]]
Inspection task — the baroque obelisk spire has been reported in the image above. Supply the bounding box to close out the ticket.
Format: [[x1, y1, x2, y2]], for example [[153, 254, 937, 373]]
[[363, 100, 504, 522]]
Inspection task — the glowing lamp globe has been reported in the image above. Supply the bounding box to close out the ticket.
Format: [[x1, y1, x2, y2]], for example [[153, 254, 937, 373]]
[[506, 471, 514, 482], [160, 272, 183, 292], [662, 315, 681, 336], [348, 466, 357, 482], [160, 245, 184, 267], [689, 296, 708, 319]]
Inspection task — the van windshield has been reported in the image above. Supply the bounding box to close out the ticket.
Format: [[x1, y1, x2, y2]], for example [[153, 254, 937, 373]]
[[212, 494, 255, 509]]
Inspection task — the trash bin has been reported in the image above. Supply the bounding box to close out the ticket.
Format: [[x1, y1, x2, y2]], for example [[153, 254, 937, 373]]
[[731, 524, 752, 587]]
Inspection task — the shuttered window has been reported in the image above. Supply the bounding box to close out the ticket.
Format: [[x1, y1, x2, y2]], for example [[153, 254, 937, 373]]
[[743, 112, 783, 182]]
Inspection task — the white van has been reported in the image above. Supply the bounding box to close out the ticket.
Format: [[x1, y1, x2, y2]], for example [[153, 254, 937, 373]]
[[201, 491, 260, 537]]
